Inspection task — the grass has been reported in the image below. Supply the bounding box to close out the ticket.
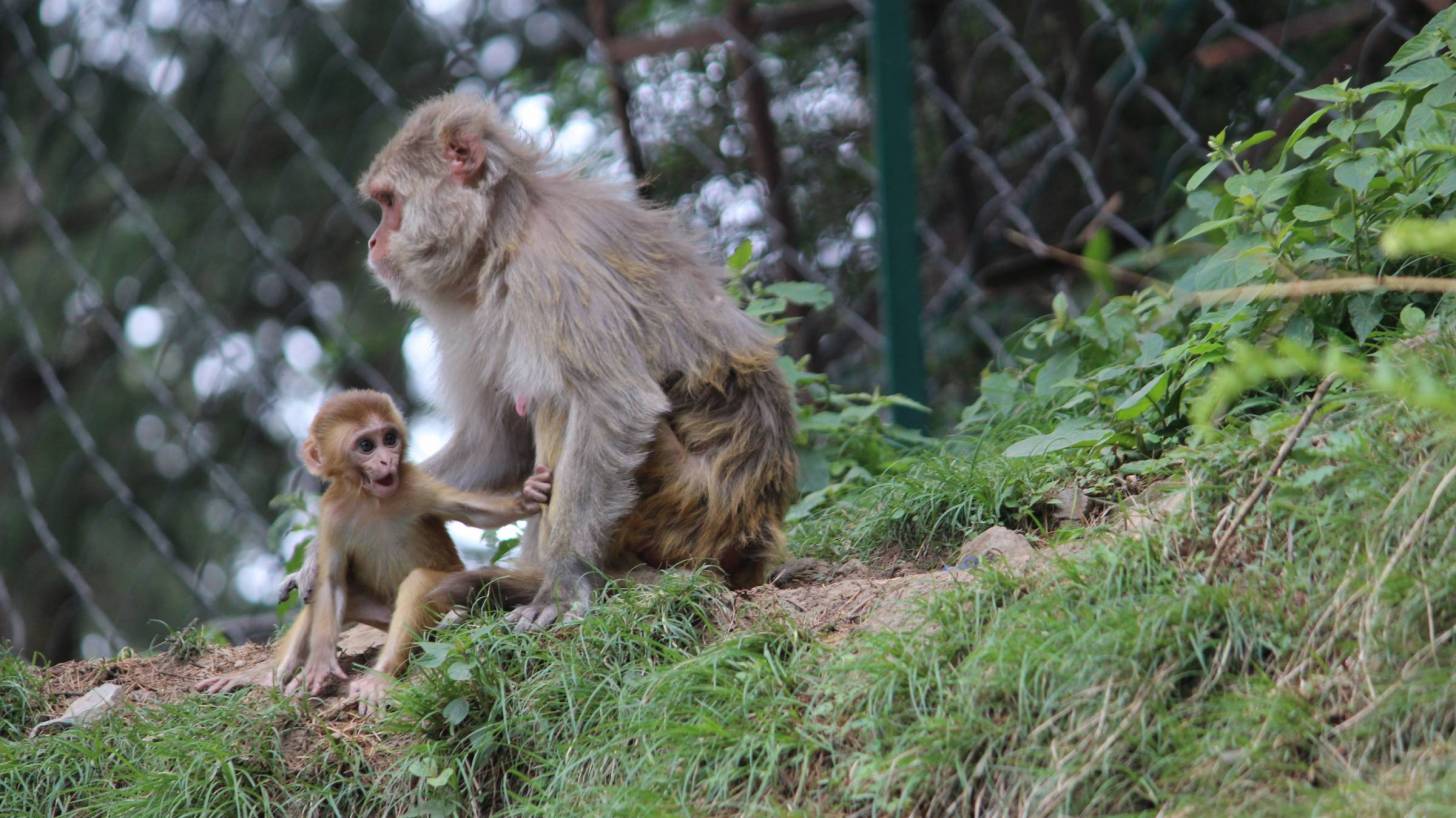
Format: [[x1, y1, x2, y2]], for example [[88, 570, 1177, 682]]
[[10, 346, 1456, 815], [381, 331, 1456, 816], [0, 690, 392, 816], [9, 340, 1456, 815], [11, 317, 1456, 817], [0, 649, 46, 741]]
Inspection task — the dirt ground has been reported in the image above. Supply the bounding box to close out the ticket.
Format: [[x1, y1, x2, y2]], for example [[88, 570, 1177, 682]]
[[32, 525, 1066, 729]]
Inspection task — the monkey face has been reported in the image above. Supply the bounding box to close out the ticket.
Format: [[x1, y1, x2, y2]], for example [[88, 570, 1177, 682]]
[[356, 93, 541, 305], [347, 417, 404, 499], [365, 187, 403, 285]]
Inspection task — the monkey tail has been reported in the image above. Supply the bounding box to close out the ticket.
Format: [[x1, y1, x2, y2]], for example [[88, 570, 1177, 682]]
[[426, 566, 543, 613]]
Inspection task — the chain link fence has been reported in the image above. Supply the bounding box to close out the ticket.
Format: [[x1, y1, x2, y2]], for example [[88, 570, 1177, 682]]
[[0, 0, 1429, 658]]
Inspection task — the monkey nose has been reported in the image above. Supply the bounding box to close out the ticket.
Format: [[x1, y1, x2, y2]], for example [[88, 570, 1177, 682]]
[[368, 236, 377, 249]]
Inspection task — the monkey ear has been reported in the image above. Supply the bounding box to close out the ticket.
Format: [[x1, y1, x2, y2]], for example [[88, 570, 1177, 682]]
[[299, 439, 327, 478], [443, 132, 487, 186]]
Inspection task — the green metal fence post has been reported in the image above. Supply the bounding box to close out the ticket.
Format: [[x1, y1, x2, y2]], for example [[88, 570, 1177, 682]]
[[869, 0, 929, 429]]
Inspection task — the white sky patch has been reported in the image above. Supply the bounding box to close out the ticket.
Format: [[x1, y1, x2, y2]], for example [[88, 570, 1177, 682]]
[[479, 34, 520, 79], [523, 11, 560, 47], [553, 112, 599, 159], [235, 548, 285, 605], [146, 55, 184, 95], [408, 411, 451, 461], [852, 210, 877, 240], [48, 43, 76, 78], [402, 319, 441, 404], [416, 0, 468, 24], [38, 0, 71, 26], [123, 304, 165, 348], [510, 94, 552, 144], [134, 414, 166, 452], [309, 281, 344, 321], [142, 0, 181, 29], [282, 327, 323, 372], [191, 333, 257, 398], [489, 0, 536, 21]]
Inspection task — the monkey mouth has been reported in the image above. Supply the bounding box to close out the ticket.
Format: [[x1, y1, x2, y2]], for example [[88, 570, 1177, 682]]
[[366, 472, 399, 497]]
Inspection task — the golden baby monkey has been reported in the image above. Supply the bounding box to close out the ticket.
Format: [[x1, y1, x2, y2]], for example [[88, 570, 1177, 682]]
[[198, 390, 549, 711]]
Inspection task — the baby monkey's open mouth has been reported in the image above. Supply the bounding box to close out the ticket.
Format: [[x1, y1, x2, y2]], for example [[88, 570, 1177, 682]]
[[366, 471, 398, 496]]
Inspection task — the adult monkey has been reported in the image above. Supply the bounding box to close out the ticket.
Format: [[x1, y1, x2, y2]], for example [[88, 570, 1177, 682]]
[[347, 93, 797, 630]]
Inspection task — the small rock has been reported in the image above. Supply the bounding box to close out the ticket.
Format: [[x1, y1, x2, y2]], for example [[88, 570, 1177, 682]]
[[30, 682, 127, 736], [337, 624, 387, 656], [1049, 486, 1088, 522], [956, 526, 1038, 571]]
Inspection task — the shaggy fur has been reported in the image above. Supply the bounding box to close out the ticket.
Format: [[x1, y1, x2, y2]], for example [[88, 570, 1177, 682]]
[[357, 93, 797, 627]]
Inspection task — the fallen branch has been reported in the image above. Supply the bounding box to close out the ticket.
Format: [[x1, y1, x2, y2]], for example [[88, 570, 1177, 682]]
[[1192, 275, 1456, 305], [1004, 230, 1170, 293], [1211, 372, 1339, 564]]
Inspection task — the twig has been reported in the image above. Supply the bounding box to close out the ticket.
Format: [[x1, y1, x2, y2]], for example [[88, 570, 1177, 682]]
[[1211, 373, 1338, 564], [1004, 229, 1171, 293], [1192, 275, 1456, 305]]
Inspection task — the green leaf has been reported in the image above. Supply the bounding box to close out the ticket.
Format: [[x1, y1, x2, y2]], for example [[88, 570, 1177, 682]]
[[797, 449, 830, 492], [1282, 110, 1329, 159], [1404, 103, 1441, 141], [1297, 84, 1347, 103], [1113, 372, 1170, 421], [1370, 98, 1406, 136], [1177, 216, 1241, 243], [426, 767, 454, 787], [1382, 218, 1456, 260], [1333, 156, 1379, 195], [489, 535, 520, 564], [1292, 135, 1329, 160], [446, 661, 472, 682], [1003, 424, 1113, 458], [1232, 130, 1276, 154], [1388, 25, 1444, 69], [745, 295, 787, 319], [1349, 292, 1382, 342], [1387, 57, 1453, 89], [1329, 118, 1357, 142], [1034, 352, 1078, 397], [763, 281, 833, 310], [979, 371, 1019, 413], [443, 697, 470, 727], [1185, 158, 1222, 192], [1331, 213, 1356, 243], [1292, 205, 1334, 222], [1401, 304, 1428, 333], [417, 642, 451, 669], [1426, 76, 1456, 107], [1301, 246, 1348, 262], [727, 239, 753, 272]]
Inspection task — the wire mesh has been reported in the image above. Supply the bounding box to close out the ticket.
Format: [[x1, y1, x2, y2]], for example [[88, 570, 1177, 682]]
[[0, 0, 1420, 658]]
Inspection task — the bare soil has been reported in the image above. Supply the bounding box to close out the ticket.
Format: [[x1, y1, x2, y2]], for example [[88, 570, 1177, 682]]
[[32, 524, 1072, 729]]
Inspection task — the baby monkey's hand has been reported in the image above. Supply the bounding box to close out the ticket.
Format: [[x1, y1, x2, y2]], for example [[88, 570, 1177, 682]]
[[520, 465, 552, 513]]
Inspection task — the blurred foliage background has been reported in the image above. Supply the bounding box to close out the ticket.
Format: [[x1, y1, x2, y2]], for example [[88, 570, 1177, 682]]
[[0, 0, 1437, 660]]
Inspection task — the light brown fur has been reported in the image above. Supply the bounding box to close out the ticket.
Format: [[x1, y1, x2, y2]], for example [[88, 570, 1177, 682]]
[[198, 390, 548, 710], [348, 92, 798, 629]]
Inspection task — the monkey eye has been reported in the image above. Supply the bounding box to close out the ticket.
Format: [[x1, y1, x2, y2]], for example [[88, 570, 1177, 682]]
[[383, 430, 398, 446], [374, 190, 395, 208], [358, 438, 375, 453]]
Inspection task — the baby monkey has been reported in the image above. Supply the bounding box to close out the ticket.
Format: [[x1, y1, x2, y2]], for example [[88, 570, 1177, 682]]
[[196, 390, 550, 711]]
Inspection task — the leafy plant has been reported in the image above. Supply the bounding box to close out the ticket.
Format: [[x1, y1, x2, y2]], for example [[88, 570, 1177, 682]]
[[725, 241, 930, 521], [965, 9, 1456, 477]]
